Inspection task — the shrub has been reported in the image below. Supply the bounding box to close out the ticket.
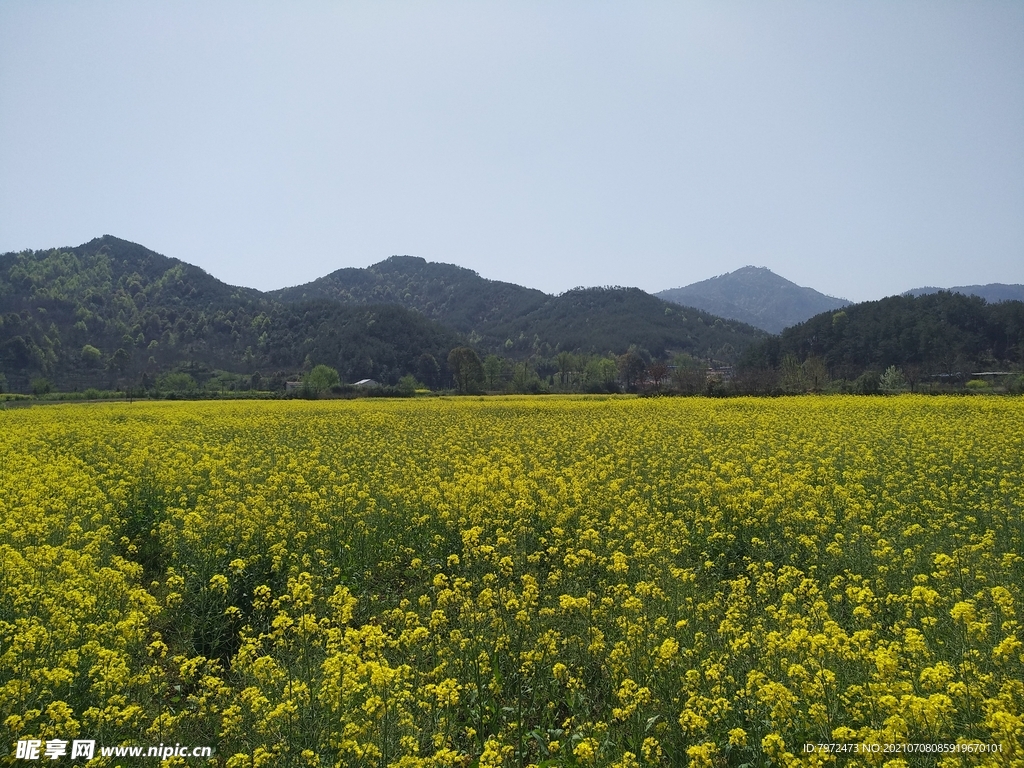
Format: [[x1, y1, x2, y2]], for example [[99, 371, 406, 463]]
[[158, 372, 198, 392], [304, 364, 341, 396], [853, 371, 880, 395], [879, 365, 908, 394]]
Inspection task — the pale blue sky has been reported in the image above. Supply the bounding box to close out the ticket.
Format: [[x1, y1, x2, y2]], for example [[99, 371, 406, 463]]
[[1, 2, 1021, 302]]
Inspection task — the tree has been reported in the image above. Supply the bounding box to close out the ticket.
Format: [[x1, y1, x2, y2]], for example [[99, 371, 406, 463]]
[[397, 374, 420, 395], [670, 353, 706, 395], [903, 363, 923, 393], [417, 354, 440, 389], [447, 347, 483, 393], [779, 354, 805, 394], [483, 355, 506, 391], [802, 357, 829, 392], [879, 365, 907, 394], [853, 370, 880, 394], [583, 355, 618, 392], [511, 358, 542, 394], [617, 351, 646, 391], [109, 347, 132, 374], [81, 344, 102, 368], [648, 360, 669, 391], [304, 364, 340, 395], [555, 351, 578, 389], [159, 372, 197, 392]]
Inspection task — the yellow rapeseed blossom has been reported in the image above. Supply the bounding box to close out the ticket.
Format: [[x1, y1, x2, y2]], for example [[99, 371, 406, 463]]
[[0, 396, 1021, 765]]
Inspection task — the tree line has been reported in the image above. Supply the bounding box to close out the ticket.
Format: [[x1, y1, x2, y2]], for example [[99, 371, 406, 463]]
[[3, 239, 1023, 398], [0, 238, 757, 395], [734, 292, 1024, 394]]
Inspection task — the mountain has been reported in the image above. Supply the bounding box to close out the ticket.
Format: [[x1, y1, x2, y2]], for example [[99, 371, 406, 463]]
[[481, 286, 764, 360], [0, 236, 461, 392], [270, 255, 549, 334], [656, 266, 849, 334], [741, 291, 1024, 381], [0, 236, 768, 394], [903, 283, 1024, 304], [271, 257, 767, 359]]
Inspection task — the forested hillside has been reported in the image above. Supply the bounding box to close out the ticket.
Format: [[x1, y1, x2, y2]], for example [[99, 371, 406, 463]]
[[6, 236, 1018, 397], [0, 237, 460, 392], [271, 255, 549, 333], [904, 283, 1024, 303], [272, 257, 765, 358], [485, 286, 763, 360], [739, 291, 1024, 385], [0, 236, 763, 394]]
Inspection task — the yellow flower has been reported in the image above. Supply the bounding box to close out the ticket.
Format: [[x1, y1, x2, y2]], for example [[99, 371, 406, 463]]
[[728, 727, 747, 746], [573, 737, 598, 764]]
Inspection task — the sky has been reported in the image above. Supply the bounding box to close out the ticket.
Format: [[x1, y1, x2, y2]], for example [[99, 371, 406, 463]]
[[1, 2, 1022, 303]]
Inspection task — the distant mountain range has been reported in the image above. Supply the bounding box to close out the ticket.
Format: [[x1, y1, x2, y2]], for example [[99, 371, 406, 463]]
[[903, 283, 1024, 304], [271, 254, 765, 358], [2, 236, 1020, 394], [0, 236, 763, 392], [655, 268, 1024, 335], [656, 266, 850, 334]]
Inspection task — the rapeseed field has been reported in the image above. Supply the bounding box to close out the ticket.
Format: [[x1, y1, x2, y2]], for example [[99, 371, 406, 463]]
[[1, 397, 1021, 767]]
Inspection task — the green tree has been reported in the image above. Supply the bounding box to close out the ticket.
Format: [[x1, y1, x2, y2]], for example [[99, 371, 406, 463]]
[[417, 354, 440, 389], [802, 357, 829, 392], [397, 374, 420, 395], [159, 372, 197, 392], [582, 356, 618, 391], [81, 344, 102, 368], [511, 358, 542, 394], [670, 353, 706, 395], [304, 364, 341, 395], [555, 351, 578, 389], [779, 354, 805, 394], [903, 364, 923, 393], [447, 347, 484, 393], [853, 370, 880, 395], [879, 365, 907, 394], [483, 355, 506, 391], [109, 347, 132, 374]]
